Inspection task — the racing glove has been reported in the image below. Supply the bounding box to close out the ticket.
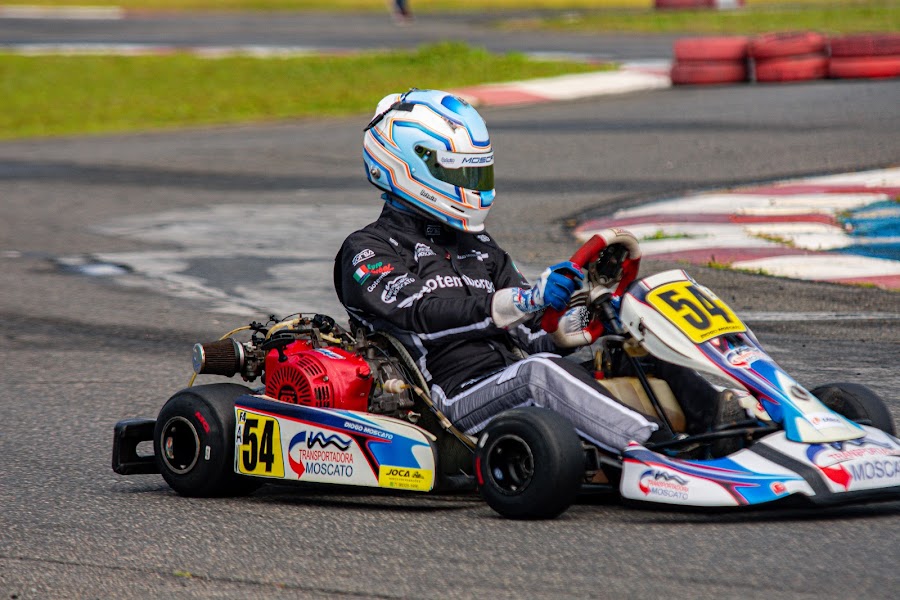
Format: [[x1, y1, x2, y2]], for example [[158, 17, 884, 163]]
[[492, 261, 584, 329], [548, 306, 605, 348]]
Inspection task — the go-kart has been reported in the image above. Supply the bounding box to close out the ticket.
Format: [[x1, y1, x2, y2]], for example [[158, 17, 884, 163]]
[[112, 228, 900, 519]]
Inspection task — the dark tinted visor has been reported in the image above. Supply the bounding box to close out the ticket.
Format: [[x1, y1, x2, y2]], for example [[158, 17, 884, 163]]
[[417, 146, 494, 191]]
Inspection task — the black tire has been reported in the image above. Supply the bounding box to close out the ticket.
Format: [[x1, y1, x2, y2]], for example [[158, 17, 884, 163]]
[[475, 407, 584, 520], [810, 383, 896, 435], [154, 383, 262, 497]]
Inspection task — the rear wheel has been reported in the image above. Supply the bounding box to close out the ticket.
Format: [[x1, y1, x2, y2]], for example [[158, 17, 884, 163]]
[[475, 407, 584, 519], [154, 383, 262, 496], [810, 383, 896, 435]]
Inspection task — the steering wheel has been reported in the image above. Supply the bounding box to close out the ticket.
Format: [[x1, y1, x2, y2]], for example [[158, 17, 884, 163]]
[[541, 228, 642, 335]]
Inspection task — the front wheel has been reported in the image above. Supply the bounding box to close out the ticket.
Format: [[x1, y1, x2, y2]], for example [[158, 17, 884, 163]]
[[810, 382, 896, 435], [475, 407, 584, 520], [154, 383, 262, 497]]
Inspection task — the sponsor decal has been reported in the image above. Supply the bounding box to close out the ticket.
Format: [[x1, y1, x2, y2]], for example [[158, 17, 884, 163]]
[[414, 243, 436, 262], [725, 346, 764, 368], [352, 248, 375, 266], [366, 269, 394, 292], [314, 348, 345, 360], [806, 438, 899, 490], [476, 234, 491, 243], [770, 482, 788, 495], [425, 224, 442, 237], [436, 151, 494, 168], [194, 411, 210, 434], [389, 237, 399, 247], [236, 410, 285, 478], [343, 420, 394, 440], [353, 261, 393, 285], [380, 273, 415, 304], [288, 430, 354, 478], [638, 469, 690, 500], [805, 412, 845, 430], [457, 250, 489, 262], [397, 274, 496, 308], [419, 189, 437, 202], [378, 465, 433, 491]]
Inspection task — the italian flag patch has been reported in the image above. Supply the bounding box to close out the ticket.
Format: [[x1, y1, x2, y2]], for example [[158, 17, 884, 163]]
[[353, 265, 369, 283]]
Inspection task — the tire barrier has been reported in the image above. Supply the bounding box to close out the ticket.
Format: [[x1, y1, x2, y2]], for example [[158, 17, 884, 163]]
[[670, 36, 749, 86], [670, 30, 900, 86], [751, 31, 828, 84], [749, 31, 827, 60], [829, 33, 900, 58], [828, 34, 900, 80], [755, 53, 829, 83], [828, 55, 900, 80], [673, 36, 749, 62], [671, 60, 748, 85]]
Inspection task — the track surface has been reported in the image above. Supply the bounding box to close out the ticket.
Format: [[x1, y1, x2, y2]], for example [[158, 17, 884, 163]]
[[0, 10, 678, 60], [2, 13, 900, 600]]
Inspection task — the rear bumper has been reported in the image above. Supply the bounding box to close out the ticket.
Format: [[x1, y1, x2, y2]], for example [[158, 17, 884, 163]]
[[112, 418, 159, 475]]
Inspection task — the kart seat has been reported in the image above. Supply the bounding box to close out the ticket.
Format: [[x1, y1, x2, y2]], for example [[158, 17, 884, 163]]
[[598, 376, 687, 433]]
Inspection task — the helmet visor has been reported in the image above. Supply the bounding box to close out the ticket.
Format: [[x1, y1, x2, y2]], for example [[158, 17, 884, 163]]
[[418, 147, 494, 192]]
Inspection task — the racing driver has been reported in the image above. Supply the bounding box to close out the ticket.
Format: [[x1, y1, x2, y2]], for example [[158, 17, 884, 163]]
[[334, 89, 727, 454]]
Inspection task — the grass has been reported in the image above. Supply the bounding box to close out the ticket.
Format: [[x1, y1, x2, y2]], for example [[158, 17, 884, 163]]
[[641, 229, 696, 241], [0, 0, 880, 12], [4, 1, 893, 34], [505, 2, 899, 34], [0, 43, 606, 140]]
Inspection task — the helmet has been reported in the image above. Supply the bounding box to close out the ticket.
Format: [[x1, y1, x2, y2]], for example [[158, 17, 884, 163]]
[[363, 89, 495, 232]]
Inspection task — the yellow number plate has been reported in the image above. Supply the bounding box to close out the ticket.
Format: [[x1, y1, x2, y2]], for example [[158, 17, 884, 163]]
[[378, 466, 433, 491], [236, 410, 285, 478], [646, 280, 745, 343]]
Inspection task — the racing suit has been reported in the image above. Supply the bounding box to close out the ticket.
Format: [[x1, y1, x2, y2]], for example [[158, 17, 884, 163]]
[[334, 201, 660, 452]]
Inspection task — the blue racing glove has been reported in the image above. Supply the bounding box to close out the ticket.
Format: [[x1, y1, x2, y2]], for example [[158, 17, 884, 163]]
[[514, 261, 584, 312]]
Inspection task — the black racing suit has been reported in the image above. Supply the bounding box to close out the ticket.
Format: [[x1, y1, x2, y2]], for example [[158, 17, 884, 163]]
[[334, 201, 719, 451]]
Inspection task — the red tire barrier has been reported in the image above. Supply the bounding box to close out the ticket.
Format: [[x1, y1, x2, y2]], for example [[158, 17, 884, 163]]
[[755, 54, 828, 82], [829, 34, 900, 58], [671, 61, 749, 85], [828, 55, 900, 79], [749, 31, 827, 60], [673, 36, 750, 61]]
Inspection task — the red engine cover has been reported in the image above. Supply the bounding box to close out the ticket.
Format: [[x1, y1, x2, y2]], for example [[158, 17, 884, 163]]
[[264, 341, 372, 411]]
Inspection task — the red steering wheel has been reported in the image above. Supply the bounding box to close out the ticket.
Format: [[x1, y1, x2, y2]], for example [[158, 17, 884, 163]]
[[541, 228, 642, 335]]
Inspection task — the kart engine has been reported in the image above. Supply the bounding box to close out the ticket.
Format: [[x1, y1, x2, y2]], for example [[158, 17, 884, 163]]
[[191, 316, 417, 418]]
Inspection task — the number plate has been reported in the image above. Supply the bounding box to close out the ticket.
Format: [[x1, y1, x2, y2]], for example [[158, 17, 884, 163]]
[[236, 409, 285, 478], [646, 280, 745, 343]]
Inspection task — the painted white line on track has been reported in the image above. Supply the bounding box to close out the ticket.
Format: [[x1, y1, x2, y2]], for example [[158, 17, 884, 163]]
[[731, 253, 900, 279], [741, 311, 900, 322], [613, 192, 889, 218]]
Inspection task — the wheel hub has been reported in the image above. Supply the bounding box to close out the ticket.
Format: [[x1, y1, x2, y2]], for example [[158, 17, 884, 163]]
[[160, 416, 201, 475], [485, 434, 534, 494]]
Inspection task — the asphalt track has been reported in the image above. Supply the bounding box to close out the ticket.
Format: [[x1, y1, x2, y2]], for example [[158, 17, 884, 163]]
[[2, 11, 900, 600]]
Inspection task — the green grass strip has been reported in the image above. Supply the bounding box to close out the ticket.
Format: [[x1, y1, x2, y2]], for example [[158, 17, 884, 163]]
[[0, 0, 869, 10], [507, 3, 898, 34], [0, 43, 606, 140]]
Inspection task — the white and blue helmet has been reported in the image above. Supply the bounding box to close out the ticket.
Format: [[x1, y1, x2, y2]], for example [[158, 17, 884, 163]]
[[363, 89, 495, 233]]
